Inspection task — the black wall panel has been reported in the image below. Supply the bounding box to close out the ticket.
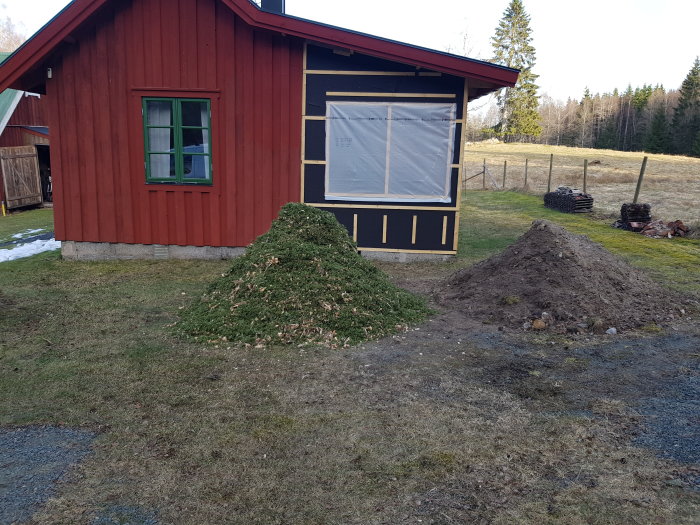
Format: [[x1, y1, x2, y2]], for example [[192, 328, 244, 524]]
[[321, 207, 457, 252], [305, 74, 465, 117], [302, 44, 465, 253], [307, 45, 419, 72]]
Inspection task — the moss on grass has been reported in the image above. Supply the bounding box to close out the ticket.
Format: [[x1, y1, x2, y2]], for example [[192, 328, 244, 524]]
[[177, 203, 429, 348]]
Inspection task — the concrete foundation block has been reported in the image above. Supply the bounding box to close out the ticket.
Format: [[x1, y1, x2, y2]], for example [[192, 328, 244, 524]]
[[61, 241, 116, 261], [61, 242, 446, 263], [60, 241, 77, 258], [61, 241, 245, 261], [114, 243, 153, 259], [360, 250, 452, 263], [168, 245, 245, 260]]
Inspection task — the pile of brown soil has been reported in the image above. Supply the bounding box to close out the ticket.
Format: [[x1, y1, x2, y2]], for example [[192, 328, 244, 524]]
[[435, 220, 687, 332]]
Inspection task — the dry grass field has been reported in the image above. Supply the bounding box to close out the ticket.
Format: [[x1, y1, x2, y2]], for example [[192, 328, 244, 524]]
[[463, 143, 700, 225]]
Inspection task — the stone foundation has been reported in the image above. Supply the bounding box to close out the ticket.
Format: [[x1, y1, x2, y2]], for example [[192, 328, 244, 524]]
[[60, 242, 452, 262], [61, 241, 245, 261], [359, 250, 452, 262]]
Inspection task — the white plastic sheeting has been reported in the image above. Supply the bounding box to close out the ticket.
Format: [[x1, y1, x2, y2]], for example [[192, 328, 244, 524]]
[[325, 102, 456, 203]]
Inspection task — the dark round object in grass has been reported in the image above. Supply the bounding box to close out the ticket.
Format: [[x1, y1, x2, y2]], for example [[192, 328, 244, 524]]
[[177, 203, 429, 348]]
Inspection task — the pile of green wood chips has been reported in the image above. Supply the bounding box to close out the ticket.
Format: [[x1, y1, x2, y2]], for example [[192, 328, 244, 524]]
[[178, 203, 428, 348]]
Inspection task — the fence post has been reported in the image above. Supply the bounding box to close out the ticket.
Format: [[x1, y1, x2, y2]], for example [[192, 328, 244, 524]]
[[633, 156, 648, 204], [482, 158, 486, 190], [502, 161, 507, 190], [583, 159, 588, 193], [524, 158, 529, 188], [547, 153, 554, 193]]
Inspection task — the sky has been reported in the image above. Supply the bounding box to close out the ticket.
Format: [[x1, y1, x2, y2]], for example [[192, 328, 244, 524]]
[[2, 0, 699, 104]]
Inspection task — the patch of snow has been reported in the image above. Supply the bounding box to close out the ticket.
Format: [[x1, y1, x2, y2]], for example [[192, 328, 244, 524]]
[[0, 238, 61, 262], [11, 228, 45, 239]]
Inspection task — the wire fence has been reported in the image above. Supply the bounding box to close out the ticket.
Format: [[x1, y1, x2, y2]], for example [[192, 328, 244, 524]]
[[462, 154, 627, 194]]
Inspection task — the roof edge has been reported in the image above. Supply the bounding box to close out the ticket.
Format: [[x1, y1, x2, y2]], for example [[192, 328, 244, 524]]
[[0, 90, 25, 136], [0, 0, 518, 92], [0, 0, 110, 92], [231, 0, 518, 85]]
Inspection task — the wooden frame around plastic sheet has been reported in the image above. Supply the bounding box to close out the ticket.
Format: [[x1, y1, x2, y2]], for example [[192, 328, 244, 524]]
[[300, 43, 468, 255]]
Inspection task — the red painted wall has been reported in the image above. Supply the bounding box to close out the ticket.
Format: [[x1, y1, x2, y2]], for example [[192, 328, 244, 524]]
[[0, 93, 48, 147], [47, 0, 303, 247], [7, 93, 46, 126]]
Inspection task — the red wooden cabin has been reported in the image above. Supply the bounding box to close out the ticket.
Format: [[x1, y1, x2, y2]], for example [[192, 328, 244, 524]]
[[0, 0, 517, 260]]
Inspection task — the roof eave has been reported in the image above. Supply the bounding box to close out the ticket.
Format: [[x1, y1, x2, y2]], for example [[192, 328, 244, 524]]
[[0, 0, 518, 94], [231, 1, 518, 88], [0, 0, 106, 93]]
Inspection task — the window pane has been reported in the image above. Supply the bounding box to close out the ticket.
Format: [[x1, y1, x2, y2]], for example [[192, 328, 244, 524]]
[[325, 103, 388, 197], [143, 98, 212, 185], [183, 155, 210, 180], [388, 104, 454, 202], [182, 128, 209, 154], [148, 127, 174, 153], [149, 153, 176, 179], [181, 101, 209, 127], [146, 100, 172, 126]]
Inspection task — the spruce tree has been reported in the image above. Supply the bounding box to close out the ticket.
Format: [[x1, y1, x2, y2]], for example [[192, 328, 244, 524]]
[[672, 57, 700, 155], [645, 107, 670, 153], [491, 0, 541, 141], [692, 131, 700, 156]]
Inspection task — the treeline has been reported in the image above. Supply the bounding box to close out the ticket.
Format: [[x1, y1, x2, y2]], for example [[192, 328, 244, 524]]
[[538, 85, 679, 152], [469, 58, 700, 157]]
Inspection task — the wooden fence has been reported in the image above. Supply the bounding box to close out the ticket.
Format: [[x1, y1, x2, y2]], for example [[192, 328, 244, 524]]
[[462, 154, 649, 203]]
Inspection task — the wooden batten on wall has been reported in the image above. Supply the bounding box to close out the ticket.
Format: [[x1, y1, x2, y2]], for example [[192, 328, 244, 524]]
[[454, 78, 469, 251], [300, 43, 465, 255]]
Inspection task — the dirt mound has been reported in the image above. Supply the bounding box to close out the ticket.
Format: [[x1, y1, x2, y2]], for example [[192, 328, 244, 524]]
[[436, 220, 686, 332], [178, 203, 428, 348]]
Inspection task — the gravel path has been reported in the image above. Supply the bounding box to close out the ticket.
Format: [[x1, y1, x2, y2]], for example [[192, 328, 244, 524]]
[[635, 374, 700, 465], [0, 426, 95, 524]]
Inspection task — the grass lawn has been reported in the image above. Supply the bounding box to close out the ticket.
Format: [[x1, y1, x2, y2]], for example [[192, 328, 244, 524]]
[[1, 193, 698, 523], [0, 207, 54, 244]]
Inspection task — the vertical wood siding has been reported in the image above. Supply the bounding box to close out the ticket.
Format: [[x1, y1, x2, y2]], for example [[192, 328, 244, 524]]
[[0, 94, 49, 148], [5, 94, 47, 127], [47, 0, 303, 246]]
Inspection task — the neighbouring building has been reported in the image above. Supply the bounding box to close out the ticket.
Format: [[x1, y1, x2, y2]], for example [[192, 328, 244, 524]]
[[0, 52, 50, 211]]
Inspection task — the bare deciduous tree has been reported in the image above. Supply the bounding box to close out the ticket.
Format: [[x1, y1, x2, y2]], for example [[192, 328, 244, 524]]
[[0, 15, 25, 53]]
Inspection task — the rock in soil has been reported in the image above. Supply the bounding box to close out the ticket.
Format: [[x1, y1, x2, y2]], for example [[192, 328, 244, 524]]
[[435, 219, 687, 332]]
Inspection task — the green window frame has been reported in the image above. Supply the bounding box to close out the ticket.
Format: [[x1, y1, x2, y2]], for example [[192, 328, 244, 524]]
[[143, 97, 212, 184]]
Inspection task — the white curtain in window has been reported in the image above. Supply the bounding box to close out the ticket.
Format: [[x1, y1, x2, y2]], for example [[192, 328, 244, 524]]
[[200, 103, 209, 132], [147, 101, 173, 178]]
